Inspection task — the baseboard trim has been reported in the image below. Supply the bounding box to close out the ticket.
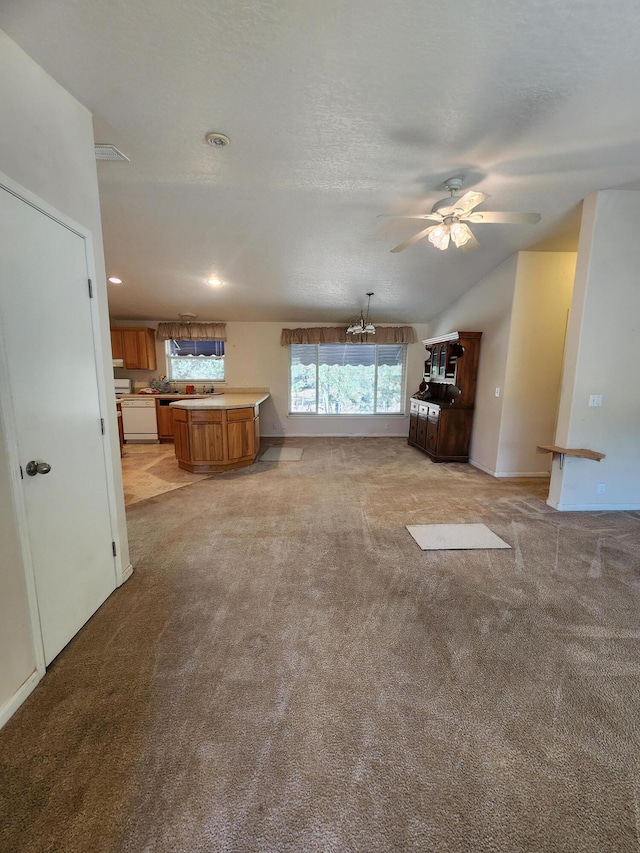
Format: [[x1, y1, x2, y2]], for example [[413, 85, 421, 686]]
[[493, 471, 551, 479], [266, 433, 407, 438], [469, 459, 496, 476], [470, 459, 550, 479], [0, 669, 41, 730], [547, 499, 640, 511], [119, 563, 134, 585]]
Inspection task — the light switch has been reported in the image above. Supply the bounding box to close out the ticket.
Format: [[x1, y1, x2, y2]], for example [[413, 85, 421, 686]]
[[495, 387, 500, 398], [589, 394, 603, 407]]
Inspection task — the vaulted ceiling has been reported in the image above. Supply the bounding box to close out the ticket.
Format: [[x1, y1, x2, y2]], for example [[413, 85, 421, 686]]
[[2, 0, 640, 324]]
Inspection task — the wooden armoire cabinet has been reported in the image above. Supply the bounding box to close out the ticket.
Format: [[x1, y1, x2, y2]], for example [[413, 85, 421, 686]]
[[408, 331, 481, 462]]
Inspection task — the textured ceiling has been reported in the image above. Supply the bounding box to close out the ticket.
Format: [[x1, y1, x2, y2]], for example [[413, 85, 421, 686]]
[[2, 0, 640, 323]]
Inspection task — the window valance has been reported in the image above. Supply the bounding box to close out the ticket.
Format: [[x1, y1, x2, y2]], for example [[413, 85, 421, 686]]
[[280, 326, 416, 346], [156, 322, 226, 341]]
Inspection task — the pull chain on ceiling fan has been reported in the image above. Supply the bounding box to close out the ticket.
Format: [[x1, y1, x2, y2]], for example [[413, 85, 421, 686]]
[[379, 177, 541, 252]]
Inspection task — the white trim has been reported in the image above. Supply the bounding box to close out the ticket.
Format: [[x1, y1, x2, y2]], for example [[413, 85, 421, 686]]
[[493, 471, 551, 479], [469, 459, 497, 476], [547, 498, 640, 511], [0, 670, 41, 730], [470, 459, 551, 479], [118, 563, 134, 585], [276, 432, 407, 437]]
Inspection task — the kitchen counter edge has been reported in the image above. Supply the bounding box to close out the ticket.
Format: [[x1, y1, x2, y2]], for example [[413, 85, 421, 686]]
[[169, 393, 270, 410]]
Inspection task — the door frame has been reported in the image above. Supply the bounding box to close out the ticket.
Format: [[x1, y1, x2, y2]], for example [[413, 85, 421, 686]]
[[0, 172, 126, 716]]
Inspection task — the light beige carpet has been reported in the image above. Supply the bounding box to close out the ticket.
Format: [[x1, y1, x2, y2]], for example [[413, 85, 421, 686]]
[[407, 522, 511, 550], [2, 436, 640, 853]]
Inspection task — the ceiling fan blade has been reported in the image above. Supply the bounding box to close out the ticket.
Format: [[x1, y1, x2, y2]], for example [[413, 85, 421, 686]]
[[390, 225, 438, 253], [439, 191, 488, 216], [378, 213, 442, 222], [466, 211, 541, 225]]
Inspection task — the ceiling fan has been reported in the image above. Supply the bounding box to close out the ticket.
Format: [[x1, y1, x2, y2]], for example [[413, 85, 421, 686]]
[[380, 177, 541, 252]]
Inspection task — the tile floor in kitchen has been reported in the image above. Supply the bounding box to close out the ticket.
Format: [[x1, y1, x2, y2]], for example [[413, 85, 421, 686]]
[[120, 443, 212, 505]]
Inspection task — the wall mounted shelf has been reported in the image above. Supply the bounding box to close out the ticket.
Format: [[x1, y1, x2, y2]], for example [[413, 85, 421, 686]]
[[537, 444, 605, 469]]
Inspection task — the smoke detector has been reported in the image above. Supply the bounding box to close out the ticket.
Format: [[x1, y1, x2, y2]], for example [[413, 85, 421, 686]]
[[94, 144, 129, 162], [205, 132, 230, 148]]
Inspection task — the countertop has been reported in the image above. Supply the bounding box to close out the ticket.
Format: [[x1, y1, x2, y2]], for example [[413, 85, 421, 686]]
[[116, 393, 220, 400], [169, 393, 270, 410]]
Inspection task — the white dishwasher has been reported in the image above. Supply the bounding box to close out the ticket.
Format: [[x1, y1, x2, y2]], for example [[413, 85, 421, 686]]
[[120, 398, 159, 442]]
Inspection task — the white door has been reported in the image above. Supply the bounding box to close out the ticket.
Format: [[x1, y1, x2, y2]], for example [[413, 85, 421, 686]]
[[0, 187, 116, 665]]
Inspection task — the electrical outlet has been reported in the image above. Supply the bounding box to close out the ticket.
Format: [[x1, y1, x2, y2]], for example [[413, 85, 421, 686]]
[[589, 394, 603, 407], [596, 483, 605, 495], [384, 423, 390, 430]]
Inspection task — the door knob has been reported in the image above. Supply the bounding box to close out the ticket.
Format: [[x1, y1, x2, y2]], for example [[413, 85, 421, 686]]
[[25, 460, 52, 476]]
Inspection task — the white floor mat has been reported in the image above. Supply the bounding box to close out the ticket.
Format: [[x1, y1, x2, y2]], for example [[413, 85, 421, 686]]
[[406, 523, 511, 551], [259, 447, 304, 462]]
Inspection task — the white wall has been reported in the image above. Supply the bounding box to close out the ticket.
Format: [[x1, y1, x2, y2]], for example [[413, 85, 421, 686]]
[[497, 253, 576, 476], [424, 252, 576, 477], [425, 255, 518, 474], [549, 191, 640, 510], [0, 30, 130, 723], [112, 319, 431, 436]]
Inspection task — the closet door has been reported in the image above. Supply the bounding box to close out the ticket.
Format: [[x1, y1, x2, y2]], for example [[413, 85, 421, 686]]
[[0, 186, 116, 664]]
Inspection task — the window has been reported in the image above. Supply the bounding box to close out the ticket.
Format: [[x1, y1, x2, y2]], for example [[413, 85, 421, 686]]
[[290, 343, 406, 414], [165, 339, 225, 381]]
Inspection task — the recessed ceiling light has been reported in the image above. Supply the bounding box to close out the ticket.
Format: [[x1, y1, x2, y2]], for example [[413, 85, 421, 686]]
[[108, 277, 123, 284], [207, 277, 224, 287], [205, 132, 230, 148]]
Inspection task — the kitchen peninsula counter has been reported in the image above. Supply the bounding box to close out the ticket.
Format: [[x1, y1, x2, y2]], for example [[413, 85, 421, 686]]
[[169, 392, 270, 410], [169, 392, 270, 472]]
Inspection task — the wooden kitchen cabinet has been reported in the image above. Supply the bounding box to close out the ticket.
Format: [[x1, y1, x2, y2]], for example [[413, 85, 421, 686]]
[[156, 403, 174, 439], [172, 404, 260, 472], [110, 327, 157, 370], [408, 331, 481, 463], [110, 329, 124, 361], [172, 409, 190, 462]]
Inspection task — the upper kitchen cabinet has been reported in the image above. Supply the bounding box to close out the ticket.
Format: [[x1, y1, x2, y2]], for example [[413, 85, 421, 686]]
[[110, 327, 157, 370]]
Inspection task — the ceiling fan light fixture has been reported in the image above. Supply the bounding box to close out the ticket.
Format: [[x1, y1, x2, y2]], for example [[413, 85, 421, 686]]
[[450, 221, 473, 248], [428, 223, 451, 251]]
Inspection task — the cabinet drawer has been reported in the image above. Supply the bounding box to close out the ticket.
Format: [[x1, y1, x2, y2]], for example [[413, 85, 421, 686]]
[[226, 407, 254, 422], [191, 410, 223, 423], [418, 403, 429, 415], [172, 408, 188, 423], [410, 399, 420, 414]]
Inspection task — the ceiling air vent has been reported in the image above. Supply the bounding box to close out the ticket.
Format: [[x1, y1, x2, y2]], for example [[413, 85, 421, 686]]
[[94, 144, 130, 162]]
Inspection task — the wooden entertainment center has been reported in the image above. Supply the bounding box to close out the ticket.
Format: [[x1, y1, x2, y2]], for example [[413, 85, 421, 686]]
[[408, 331, 481, 463]]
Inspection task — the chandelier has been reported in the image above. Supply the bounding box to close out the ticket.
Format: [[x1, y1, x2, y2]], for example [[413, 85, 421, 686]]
[[347, 292, 376, 335]]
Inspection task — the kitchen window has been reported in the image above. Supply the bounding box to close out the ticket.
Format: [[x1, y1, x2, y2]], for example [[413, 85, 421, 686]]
[[289, 343, 406, 414], [165, 339, 225, 382]]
